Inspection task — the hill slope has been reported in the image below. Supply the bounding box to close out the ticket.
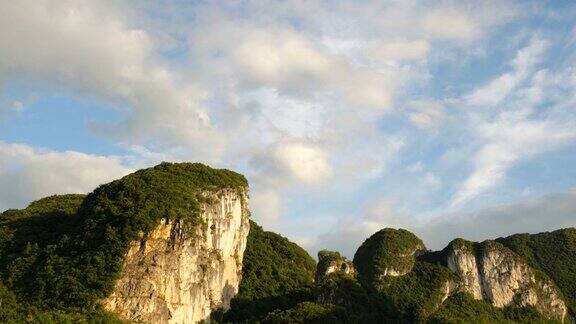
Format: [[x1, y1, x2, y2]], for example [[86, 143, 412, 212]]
[[224, 221, 317, 322]]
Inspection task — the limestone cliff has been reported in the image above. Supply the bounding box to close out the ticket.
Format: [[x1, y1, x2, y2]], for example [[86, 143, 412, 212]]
[[102, 188, 250, 323], [444, 239, 568, 321]]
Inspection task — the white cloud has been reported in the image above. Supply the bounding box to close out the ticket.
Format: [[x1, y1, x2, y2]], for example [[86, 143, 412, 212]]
[[365, 40, 430, 62], [423, 8, 480, 41], [192, 26, 396, 109], [0, 141, 131, 211], [250, 188, 282, 223], [284, 0, 521, 44], [274, 142, 333, 186], [232, 30, 334, 88], [466, 37, 548, 108], [452, 115, 576, 206], [314, 189, 576, 257], [425, 172, 442, 190], [11, 101, 24, 113], [406, 100, 446, 129], [0, 0, 540, 234], [0, 0, 220, 157], [452, 38, 576, 206], [423, 189, 576, 250], [407, 161, 424, 173], [313, 199, 417, 257]]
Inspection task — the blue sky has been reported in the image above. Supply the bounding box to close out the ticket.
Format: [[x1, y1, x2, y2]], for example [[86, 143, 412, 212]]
[[1, 0, 576, 257]]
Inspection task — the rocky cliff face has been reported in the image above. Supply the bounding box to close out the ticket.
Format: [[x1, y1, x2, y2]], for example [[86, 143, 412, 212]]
[[102, 189, 250, 323], [444, 240, 568, 321]]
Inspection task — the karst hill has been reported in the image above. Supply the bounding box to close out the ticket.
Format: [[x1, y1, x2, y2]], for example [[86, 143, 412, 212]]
[[1, 162, 575, 323]]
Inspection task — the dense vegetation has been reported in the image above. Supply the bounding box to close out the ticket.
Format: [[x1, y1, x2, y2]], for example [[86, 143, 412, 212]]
[[497, 228, 576, 315], [430, 292, 557, 324], [224, 221, 317, 322], [315, 250, 347, 281], [226, 227, 561, 323], [0, 162, 573, 323], [353, 228, 425, 287], [0, 163, 247, 321], [262, 302, 346, 323], [314, 272, 384, 322], [0, 194, 122, 322], [375, 262, 457, 322]]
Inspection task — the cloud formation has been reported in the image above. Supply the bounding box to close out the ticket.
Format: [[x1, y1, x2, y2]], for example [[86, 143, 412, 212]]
[[0, 0, 218, 155], [1, 0, 575, 252], [315, 189, 576, 258], [0, 141, 131, 211], [452, 38, 576, 206]]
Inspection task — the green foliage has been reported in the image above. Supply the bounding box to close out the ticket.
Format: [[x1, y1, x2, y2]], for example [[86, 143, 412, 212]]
[[377, 261, 457, 322], [429, 292, 508, 323], [314, 272, 384, 322], [224, 225, 572, 323], [317, 250, 343, 270], [265, 261, 459, 323], [497, 228, 576, 315], [502, 306, 559, 324], [1, 162, 574, 323], [0, 280, 22, 323], [315, 250, 347, 281], [224, 221, 316, 322], [430, 292, 558, 324], [0, 279, 123, 323], [353, 228, 425, 287], [0, 162, 246, 321], [262, 302, 346, 323]]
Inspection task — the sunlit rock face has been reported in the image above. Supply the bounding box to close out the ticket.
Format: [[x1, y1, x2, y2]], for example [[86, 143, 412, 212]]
[[102, 189, 250, 323], [444, 239, 483, 300], [444, 240, 568, 322]]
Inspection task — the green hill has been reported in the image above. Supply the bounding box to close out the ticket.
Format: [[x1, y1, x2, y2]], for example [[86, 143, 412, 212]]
[[0, 162, 247, 321], [224, 221, 317, 322], [0, 163, 574, 323], [225, 228, 568, 323], [497, 228, 576, 315]]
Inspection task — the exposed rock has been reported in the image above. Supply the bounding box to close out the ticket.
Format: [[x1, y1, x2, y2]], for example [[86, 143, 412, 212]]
[[315, 250, 355, 283], [102, 189, 250, 323], [444, 239, 483, 300], [443, 239, 568, 322]]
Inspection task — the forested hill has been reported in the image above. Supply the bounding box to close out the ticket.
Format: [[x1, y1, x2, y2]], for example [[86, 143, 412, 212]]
[[0, 162, 575, 323], [226, 227, 576, 323], [0, 162, 248, 322]]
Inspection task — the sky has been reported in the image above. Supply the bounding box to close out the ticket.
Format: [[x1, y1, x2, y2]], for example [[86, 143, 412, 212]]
[[1, 0, 576, 258]]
